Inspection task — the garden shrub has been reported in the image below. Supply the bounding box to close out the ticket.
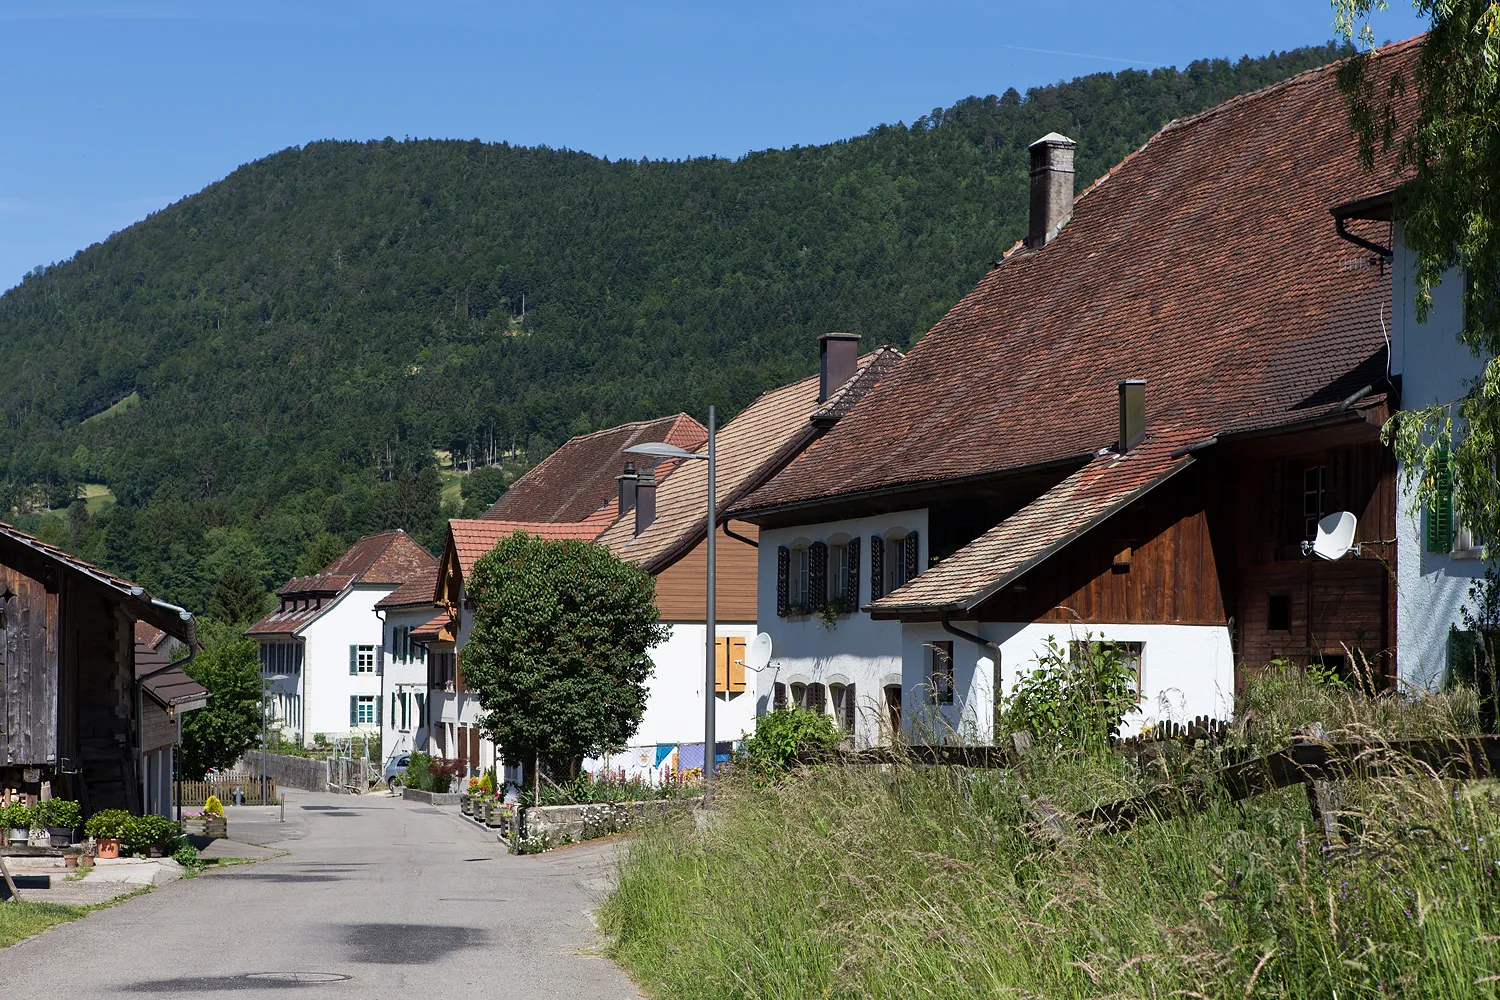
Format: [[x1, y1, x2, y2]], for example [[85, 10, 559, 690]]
[[83, 808, 129, 840], [743, 708, 843, 774]]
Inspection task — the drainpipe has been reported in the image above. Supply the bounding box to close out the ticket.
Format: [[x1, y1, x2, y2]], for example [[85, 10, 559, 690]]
[[941, 609, 1002, 743], [721, 518, 758, 549]]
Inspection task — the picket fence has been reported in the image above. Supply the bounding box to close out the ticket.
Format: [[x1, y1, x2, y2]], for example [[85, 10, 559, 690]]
[[179, 774, 278, 806]]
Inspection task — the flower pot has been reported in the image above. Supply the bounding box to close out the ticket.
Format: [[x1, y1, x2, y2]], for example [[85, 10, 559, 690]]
[[47, 826, 75, 848], [96, 838, 120, 859], [460, 795, 473, 815], [145, 843, 165, 858], [485, 803, 507, 829], [6, 827, 27, 845], [64, 854, 79, 869]]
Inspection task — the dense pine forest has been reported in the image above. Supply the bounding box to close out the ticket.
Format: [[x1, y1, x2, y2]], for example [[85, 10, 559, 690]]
[[0, 43, 1349, 615]]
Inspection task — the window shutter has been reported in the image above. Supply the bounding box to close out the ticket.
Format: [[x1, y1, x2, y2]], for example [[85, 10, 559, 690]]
[[869, 536, 885, 601], [714, 636, 728, 693], [844, 682, 856, 734], [376, 695, 382, 727], [809, 683, 826, 714], [349, 645, 358, 675], [774, 682, 788, 710], [376, 647, 384, 676], [905, 531, 920, 581], [808, 542, 828, 606], [1427, 448, 1454, 553], [776, 546, 791, 616], [349, 695, 357, 726], [846, 536, 861, 608], [729, 636, 746, 692], [470, 727, 480, 765]]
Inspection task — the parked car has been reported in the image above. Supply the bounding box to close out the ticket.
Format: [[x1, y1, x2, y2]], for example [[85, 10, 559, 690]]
[[383, 754, 411, 789]]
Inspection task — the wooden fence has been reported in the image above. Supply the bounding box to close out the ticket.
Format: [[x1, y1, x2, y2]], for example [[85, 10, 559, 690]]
[[179, 774, 278, 806]]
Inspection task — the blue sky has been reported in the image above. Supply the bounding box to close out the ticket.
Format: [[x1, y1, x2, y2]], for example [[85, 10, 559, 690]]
[[0, 1, 1428, 291]]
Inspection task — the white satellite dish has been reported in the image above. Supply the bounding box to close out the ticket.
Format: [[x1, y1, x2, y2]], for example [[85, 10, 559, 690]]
[[1310, 511, 1360, 561], [746, 632, 773, 671]]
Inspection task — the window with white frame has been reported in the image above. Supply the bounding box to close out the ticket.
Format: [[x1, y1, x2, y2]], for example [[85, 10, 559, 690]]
[[789, 546, 810, 608], [356, 645, 376, 673], [886, 535, 911, 593], [828, 542, 849, 605], [356, 695, 376, 725]]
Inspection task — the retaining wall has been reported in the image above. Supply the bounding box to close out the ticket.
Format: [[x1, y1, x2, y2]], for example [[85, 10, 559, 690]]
[[402, 787, 463, 806], [238, 751, 331, 794], [520, 797, 703, 846]]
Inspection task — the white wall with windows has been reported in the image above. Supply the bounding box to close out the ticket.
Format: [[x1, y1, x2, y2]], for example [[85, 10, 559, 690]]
[[257, 639, 305, 739], [898, 620, 1235, 743], [1389, 224, 1488, 690], [381, 606, 431, 766], [445, 586, 506, 785], [293, 585, 392, 744], [756, 509, 928, 746]]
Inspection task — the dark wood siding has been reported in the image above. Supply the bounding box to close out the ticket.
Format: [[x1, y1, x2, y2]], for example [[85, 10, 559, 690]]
[[0, 565, 59, 766]]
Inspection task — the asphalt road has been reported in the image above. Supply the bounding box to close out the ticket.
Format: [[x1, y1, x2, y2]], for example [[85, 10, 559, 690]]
[[0, 790, 643, 999]]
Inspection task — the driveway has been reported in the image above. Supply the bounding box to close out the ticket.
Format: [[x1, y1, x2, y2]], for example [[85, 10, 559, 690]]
[[0, 790, 642, 998]]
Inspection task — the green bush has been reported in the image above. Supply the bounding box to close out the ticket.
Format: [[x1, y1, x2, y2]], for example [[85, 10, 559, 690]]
[[403, 752, 459, 793], [121, 815, 180, 853], [83, 808, 129, 840], [38, 799, 82, 829], [171, 842, 202, 872], [742, 709, 843, 774], [1000, 634, 1140, 752], [0, 802, 37, 830]]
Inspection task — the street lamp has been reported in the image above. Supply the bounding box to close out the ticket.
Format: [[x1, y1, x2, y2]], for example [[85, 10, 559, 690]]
[[261, 673, 290, 806], [626, 405, 718, 799]]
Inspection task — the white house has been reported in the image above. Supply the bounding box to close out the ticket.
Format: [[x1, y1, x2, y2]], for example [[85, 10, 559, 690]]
[[249, 530, 436, 746], [375, 566, 437, 762]]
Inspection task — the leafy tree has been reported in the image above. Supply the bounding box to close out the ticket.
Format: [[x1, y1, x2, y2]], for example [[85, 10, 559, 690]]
[[460, 466, 509, 517], [462, 532, 669, 776], [1335, 2, 1500, 540], [179, 620, 264, 777]]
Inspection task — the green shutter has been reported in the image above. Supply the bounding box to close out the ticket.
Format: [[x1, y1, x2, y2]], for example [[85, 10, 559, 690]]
[[1427, 447, 1454, 553], [349, 645, 358, 675], [349, 695, 357, 726], [376, 695, 382, 728]]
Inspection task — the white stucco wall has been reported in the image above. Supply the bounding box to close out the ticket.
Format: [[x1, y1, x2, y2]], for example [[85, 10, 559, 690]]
[[296, 584, 393, 742], [381, 605, 432, 764], [1391, 223, 1488, 689], [899, 620, 1235, 742], [756, 509, 928, 746]]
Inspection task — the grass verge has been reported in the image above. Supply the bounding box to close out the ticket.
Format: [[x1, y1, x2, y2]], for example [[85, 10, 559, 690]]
[[605, 674, 1500, 998], [0, 902, 90, 948]]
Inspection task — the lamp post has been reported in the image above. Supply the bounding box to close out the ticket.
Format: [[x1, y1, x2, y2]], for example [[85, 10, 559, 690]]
[[626, 405, 717, 799], [261, 673, 290, 806]]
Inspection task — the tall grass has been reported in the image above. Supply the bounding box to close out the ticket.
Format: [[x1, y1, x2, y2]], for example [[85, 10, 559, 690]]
[[604, 672, 1500, 998]]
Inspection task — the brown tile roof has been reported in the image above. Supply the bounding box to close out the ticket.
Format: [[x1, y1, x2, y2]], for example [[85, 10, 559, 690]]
[[868, 432, 1197, 614], [246, 605, 322, 637], [0, 521, 197, 645], [135, 635, 208, 711], [449, 518, 610, 578], [134, 620, 169, 651], [252, 530, 436, 634], [482, 414, 707, 523], [411, 610, 456, 641], [601, 348, 903, 573], [738, 40, 1416, 516], [374, 565, 440, 610]]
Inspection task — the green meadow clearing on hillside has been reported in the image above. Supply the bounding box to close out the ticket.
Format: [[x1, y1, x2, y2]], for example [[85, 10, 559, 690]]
[[606, 672, 1500, 999]]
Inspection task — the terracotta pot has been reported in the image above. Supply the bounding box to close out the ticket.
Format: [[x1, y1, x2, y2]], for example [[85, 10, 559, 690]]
[[64, 854, 79, 869], [96, 838, 120, 859]]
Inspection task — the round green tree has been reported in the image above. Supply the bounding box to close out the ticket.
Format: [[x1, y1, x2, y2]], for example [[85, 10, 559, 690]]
[[462, 532, 669, 776]]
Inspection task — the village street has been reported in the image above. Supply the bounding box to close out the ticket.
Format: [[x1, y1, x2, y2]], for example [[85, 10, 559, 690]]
[[0, 791, 642, 999]]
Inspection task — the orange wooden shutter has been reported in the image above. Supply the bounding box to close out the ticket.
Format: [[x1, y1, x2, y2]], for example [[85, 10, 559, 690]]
[[714, 636, 728, 692], [729, 637, 746, 693]]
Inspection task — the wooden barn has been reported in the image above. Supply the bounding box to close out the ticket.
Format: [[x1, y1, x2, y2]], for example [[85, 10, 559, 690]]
[[0, 522, 198, 814]]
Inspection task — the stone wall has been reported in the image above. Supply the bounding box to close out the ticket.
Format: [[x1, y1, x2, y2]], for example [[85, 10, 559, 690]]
[[402, 787, 463, 806], [519, 797, 702, 847], [238, 751, 330, 793]]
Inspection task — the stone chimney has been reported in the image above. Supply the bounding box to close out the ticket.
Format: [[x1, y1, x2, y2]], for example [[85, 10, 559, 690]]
[[634, 466, 657, 536], [1026, 132, 1077, 248], [617, 461, 638, 515], [1117, 380, 1146, 452], [819, 333, 862, 403]]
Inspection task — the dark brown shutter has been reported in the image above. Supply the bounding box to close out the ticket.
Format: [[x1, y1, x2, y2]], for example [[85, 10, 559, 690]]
[[777, 546, 790, 616], [808, 542, 828, 606], [774, 682, 788, 710], [844, 682, 856, 733], [869, 536, 885, 601], [846, 536, 861, 608], [809, 683, 827, 714], [905, 531, 920, 581]]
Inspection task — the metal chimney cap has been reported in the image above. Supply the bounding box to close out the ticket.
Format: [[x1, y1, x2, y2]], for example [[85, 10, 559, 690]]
[[1029, 132, 1077, 148]]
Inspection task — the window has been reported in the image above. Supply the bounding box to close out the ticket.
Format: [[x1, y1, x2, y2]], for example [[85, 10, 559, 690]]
[[1303, 465, 1326, 540], [886, 537, 909, 593], [884, 684, 903, 737], [830, 682, 857, 734], [356, 645, 376, 673], [789, 682, 806, 708], [1268, 594, 1292, 631], [789, 547, 810, 608], [1069, 640, 1144, 700], [356, 695, 376, 725], [828, 543, 849, 605], [929, 641, 954, 704], [416, 692, 426, 727]]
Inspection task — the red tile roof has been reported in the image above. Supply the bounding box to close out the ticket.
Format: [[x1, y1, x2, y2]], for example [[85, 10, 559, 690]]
[[482, 414, 707, 523], [411, 610, 456, 641], [251, 530, 436, 635], [374, 565, 440, 610], [868, 432, 1197, 614], [738, 39, 1416, 516], [449, 518, 610, 578]]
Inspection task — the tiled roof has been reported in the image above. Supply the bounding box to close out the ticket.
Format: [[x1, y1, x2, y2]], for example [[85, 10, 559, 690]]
[[135, 632, 208, 712], [246, 605, 321, 636], [277, 573, 355, 596], [374, 565, 440, 610], [601, 348, 902, 572], [134, 620, 169, 651], [0, 521, 197, 645], [739, 39, 1416, 515], [252, 530, 435, 634], [449, 518, 610, 578], [869, 433, 1198, 614], [482, 414, 707, 523], [411, 610, 456, 641]]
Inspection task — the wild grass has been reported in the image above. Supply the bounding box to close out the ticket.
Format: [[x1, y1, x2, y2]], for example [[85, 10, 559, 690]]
[[0, 901, 88, 948], [604, 671, 1500, 999]]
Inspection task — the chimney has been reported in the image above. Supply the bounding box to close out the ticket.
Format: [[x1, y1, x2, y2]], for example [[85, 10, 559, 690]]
[[819, 333, 862, 403], [617, 461, 638, 515], [634, 466, 657, 536], [1026, 132, 1077, 248], [1117, 380, 1146, 452]]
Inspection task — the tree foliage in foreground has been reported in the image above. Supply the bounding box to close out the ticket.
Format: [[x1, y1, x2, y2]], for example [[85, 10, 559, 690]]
[[1336, 2, 1500, 539], [179, 618, 264, 777], [462, 532, 669, 770]]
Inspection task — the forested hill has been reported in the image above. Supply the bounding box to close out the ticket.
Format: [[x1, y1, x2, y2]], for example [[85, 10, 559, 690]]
[[0, 42, 1349, 614]]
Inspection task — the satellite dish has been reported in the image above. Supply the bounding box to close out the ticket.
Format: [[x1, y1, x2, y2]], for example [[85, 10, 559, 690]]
[[746, 632, 773, 671], [1312, 511, 1359, 561]]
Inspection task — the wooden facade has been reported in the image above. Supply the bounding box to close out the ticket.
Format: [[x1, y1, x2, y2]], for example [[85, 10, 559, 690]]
[[0, 563, 60, 767], [652, 523, 759, 622]]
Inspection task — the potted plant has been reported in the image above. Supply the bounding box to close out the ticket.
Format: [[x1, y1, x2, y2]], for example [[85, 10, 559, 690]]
[[183, 795, 227, 839], [38, 798, 82, 847], [122, 814, 180, 858], [85, 808, 129, 859], [1, 802, 34, 845]]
